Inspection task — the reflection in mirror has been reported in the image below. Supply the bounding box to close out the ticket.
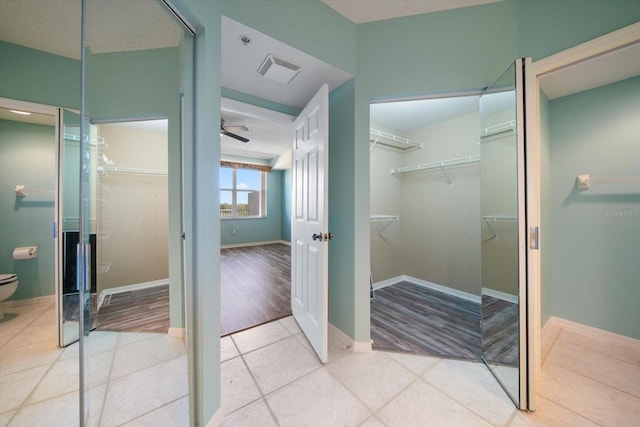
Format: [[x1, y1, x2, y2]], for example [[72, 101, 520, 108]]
[[479, 61, 520, 405], [83, 0, 188, 423]]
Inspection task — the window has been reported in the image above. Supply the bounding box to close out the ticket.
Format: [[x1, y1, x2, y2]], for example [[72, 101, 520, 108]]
[[220, 166, 265, 218]]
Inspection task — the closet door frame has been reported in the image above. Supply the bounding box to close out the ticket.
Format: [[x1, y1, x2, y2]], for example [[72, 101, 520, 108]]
[[526, 22, 640, 411]]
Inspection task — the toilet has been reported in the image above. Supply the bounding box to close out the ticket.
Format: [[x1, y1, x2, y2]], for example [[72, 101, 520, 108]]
[[0, 274, 19, 320]]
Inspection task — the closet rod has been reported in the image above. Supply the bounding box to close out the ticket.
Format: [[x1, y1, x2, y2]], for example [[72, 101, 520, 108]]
[[14, 185, 54, 197], [481, 215, 518, 222], [370, 128, 422, 151], [391, 155, 480, 175], [98, 165, 168, 176], [577, 174, 640, 190], [370, 215, 399, 236], [480, 120, 515, 139], [63, 133, 106, 146]]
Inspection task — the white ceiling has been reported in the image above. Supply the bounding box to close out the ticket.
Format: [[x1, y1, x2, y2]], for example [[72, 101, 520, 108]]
[[221, 17, 353, 110], [0, 107, 55, 127], [321, 0, 503, 23], [220, 110, 292, 161], [371, 96, 480, 133], [0, 0, 182, 60]]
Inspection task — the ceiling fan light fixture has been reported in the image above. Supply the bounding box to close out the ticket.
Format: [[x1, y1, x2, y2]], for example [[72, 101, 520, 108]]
[[257, 54, 302, 84]]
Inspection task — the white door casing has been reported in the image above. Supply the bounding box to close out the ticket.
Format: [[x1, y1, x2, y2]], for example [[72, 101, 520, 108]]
[[291, 84, 329, 363]]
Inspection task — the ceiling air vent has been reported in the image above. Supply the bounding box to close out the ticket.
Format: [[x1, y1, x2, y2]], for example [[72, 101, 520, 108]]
[[257, 54, 302, 84]]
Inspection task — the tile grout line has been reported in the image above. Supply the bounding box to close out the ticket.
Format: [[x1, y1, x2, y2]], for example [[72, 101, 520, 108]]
[[0, 301, 56, 352], [113, 394, 189, 427], [542, 358, 640, 401], [230, 328, 283, 427], [368, 355, 445, 422], [96, 331, 121, 426], [421, 360, 517, 426], [10, 303, 63, 418]]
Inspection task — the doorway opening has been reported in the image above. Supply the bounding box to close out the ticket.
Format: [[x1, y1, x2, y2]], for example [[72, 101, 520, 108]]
[[91, 119, 171, 334], [369, 93, 485, 360]]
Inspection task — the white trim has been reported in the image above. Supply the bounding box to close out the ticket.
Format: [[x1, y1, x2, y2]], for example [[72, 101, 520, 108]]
[[482, 288, 518, 304], [529, 21, 640, 405], [206, 408, 223, 427], [168, 327, 185, 339], [353, 340, 372, 353], [372, 275, 481, 304], [532, 22, 640, 77], [97, 278, 169, 309], [221, 97, 295, 126], [220, 240, 290, 249], [544, 316, 640, 350]]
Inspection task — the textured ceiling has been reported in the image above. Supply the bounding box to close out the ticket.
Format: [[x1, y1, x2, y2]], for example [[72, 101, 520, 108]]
[[321, 0, 503, 23], [0, 0, 182, 59]]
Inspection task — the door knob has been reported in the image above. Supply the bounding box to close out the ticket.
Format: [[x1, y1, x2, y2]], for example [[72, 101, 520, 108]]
[[312, 233, 323, 241]]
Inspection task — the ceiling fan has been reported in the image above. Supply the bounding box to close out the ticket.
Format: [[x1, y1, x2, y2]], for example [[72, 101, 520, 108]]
[[220, 119, 249, 143]]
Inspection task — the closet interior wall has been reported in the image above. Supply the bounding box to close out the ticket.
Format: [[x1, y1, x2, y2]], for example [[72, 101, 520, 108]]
[[370, 111, 482, 297], [96, 123, 169, 294]]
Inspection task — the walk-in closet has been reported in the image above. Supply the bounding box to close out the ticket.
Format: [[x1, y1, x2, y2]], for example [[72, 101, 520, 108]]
[[369, 92, 519, 367]]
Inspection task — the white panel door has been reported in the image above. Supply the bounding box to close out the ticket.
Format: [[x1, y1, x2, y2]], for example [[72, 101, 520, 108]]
[[291, 84, 329, 363]]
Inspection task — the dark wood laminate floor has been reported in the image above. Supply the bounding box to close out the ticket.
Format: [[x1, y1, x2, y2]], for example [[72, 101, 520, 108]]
[[96, 284, 169, 333], [371, 281, 483, 360], [371, 281, 519, 364], [221, 243, 291, 336], [96, 243, 292, 336], [481, 294, 519, 366]]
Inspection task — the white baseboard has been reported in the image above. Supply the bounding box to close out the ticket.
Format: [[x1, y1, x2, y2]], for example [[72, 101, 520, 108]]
[[353, 340, 373, 353], [97, 278, 169, 310], [373, 275, 481, 304], [168, 327, 185, 339], [221, 240, 290, 249], [206, 407, 223, 427], [482, 288, 518, 304], [543, 316, 640, 350]]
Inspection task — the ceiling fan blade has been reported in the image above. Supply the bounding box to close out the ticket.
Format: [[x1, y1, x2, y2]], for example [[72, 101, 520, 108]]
[[224, 125, 249, 132], [222, 130, 249, 143]]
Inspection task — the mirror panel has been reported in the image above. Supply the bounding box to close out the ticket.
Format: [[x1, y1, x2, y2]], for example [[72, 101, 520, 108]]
[[479, 62, 520, 405]]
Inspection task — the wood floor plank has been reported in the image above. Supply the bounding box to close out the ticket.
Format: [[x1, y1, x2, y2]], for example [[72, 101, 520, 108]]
[[371, 281, 519, 365], [97, 243, 292, 335], [371, 281, 482, 360]]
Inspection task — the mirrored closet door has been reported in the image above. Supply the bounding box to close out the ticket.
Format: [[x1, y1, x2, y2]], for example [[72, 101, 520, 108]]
[[479, 58, 530, 409]]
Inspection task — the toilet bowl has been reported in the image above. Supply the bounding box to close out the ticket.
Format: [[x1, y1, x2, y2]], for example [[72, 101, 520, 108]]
[[0, 274, 19, 320]]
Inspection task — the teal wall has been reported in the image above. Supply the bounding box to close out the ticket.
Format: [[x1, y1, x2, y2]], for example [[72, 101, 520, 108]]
[[547, 76, 640, 339], [328, 79, 356, 337], [281, 168, 292, 242], [220, 169, 283, 246], [516, 0, 640, 60], [0, 120, 56, 300], [86, 48, 180, 120], [0, 41, 80, 109]]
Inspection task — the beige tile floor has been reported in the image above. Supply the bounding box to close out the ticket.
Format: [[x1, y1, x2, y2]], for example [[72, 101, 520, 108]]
[[2, 297, 639, 426], [0, 297, 188, 426]]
